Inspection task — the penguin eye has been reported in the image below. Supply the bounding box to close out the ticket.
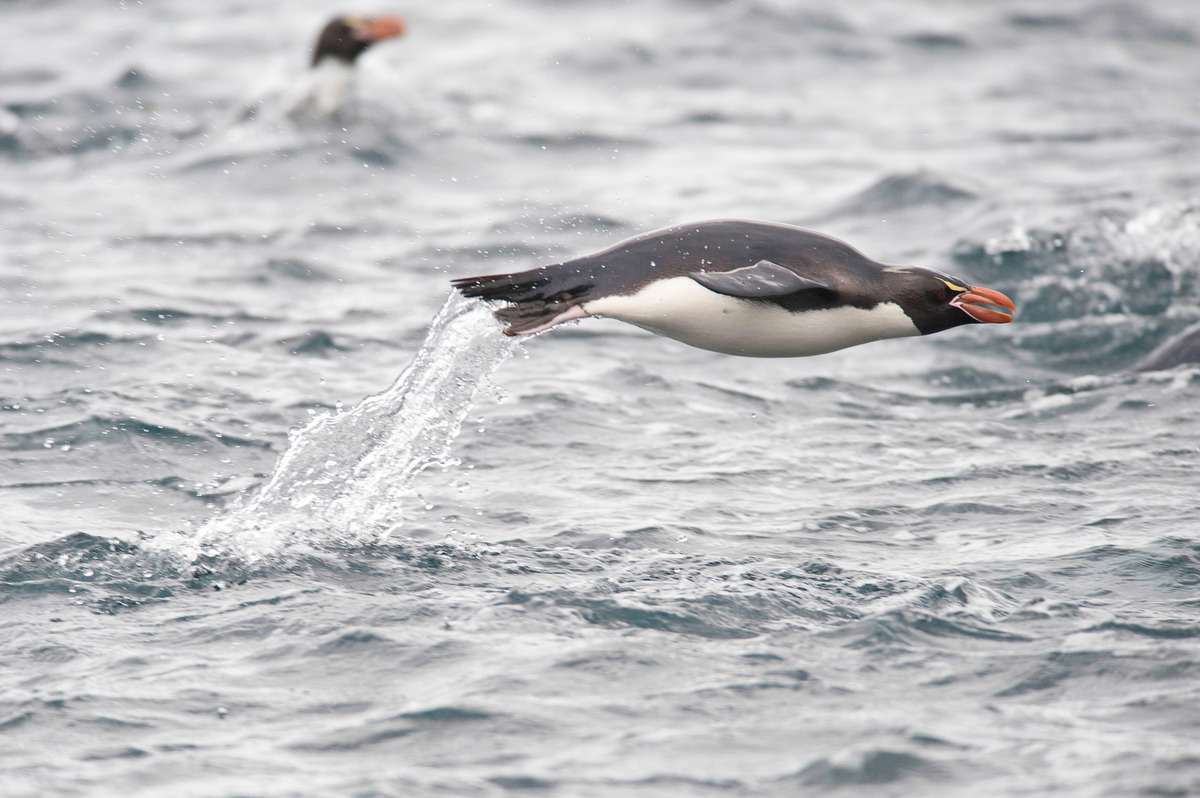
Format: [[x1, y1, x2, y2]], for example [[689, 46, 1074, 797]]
[[931, 287, 947, 303]]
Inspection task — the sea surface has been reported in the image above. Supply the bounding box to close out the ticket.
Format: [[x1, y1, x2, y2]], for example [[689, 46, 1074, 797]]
[[3, 1, 1200, 796]]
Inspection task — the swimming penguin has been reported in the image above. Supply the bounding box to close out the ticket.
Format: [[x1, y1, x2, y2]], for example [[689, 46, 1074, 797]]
[[452, 219, 1016, 357], [288, 14, 408, 119]]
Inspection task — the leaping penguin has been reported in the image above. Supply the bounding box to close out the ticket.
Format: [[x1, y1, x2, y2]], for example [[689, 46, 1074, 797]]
[[452, 219, 1015, 357]]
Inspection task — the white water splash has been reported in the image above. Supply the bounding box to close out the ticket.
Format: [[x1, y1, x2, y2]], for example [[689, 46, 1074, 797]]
[[157, 293, 520, 563]]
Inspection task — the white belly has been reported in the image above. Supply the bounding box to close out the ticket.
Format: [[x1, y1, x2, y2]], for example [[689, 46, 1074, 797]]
[[298, 59, 356, 117], [583, 276, 920, 357]]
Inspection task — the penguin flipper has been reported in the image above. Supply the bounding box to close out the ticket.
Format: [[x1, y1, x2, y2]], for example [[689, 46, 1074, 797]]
[[452, 267, 591, 335], [492, 301, 586, 336], [690, 260, 836, 298]]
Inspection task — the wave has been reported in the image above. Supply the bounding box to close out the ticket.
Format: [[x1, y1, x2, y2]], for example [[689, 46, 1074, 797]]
[[784, 374, 1027, 411], [787, 749, 940, 788], [1135, 320, 1200, 371], [95, 306, 280, 328], [952, 200, 1200, 370], [0, 532, 177, 608], [0, 332, 159, 367], [0, 406, 265, 454], [829, 171, 978, 217], [1, 65, 194, 162]]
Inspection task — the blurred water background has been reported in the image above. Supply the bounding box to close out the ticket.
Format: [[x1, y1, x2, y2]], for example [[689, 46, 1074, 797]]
[[3, 1, 1200, 795]]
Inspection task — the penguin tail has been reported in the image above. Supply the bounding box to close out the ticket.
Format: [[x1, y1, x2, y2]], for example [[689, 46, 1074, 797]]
[[452, 267, 591, 336]]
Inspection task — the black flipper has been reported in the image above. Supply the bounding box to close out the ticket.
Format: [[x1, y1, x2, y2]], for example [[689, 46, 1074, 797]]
[[689, 260, 836, 298], [452, 267, 592, 335], [452, 269, 554, 303]]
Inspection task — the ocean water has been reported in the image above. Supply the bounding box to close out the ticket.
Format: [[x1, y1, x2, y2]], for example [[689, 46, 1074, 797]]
[[3, 0, 1200, 795]]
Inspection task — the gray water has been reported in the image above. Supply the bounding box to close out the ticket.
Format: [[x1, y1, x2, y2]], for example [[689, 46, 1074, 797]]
[[3, 1, 1200, 796]]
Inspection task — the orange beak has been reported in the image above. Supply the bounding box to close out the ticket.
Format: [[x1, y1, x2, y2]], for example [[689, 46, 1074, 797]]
[[356, 15, 406, 43], [951, 285, 1016, 324]]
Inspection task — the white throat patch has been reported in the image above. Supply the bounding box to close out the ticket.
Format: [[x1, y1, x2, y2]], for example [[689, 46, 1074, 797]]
[[582, 276, 919, 357], [307, 58, 357, 117]]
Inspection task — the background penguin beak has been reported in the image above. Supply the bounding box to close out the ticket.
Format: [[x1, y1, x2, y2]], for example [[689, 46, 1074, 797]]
[[354, 16, 407, 43], [951, 285, 1016, 324]]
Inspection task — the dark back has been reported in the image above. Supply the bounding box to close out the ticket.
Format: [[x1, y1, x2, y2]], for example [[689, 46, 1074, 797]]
[[567, 219, 886, 310]]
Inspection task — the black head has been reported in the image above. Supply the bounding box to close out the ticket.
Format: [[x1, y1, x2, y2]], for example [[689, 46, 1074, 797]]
[[312, 15, 406, 67], [881, 266, 1015, 335]]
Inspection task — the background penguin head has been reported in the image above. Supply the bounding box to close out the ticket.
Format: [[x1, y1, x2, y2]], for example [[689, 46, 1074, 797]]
[[882, 266, 1015, 335], [312, 14, 407, 67]]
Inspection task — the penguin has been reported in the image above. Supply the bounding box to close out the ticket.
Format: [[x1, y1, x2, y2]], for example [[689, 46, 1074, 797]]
[[452, 219, 1015, 357], [287, 14, 407, 119]]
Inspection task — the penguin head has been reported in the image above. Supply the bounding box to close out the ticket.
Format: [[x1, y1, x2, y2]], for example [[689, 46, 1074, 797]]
[[883, 267, 1015, 335], [312, 15, 407, 67]]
